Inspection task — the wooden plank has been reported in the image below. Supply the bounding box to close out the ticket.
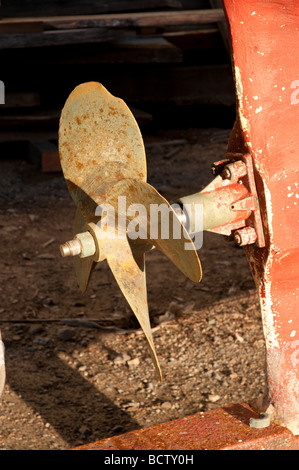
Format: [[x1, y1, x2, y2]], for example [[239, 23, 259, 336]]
[[44, 9, 225, 30], [0, 110, 59, 129], [0, 9, 225, 35], [28, 140, 61, 172], [0, 0, 210, 18], [0, 28, 115, 49], [0, 20, 43, 34]]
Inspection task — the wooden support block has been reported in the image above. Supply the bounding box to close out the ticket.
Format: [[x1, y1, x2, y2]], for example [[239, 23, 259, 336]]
[[28, 140, 61, 173]]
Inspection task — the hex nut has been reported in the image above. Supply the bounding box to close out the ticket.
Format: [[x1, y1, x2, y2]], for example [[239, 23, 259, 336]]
[[75, 231, 96, 258], [249, 413, 270, 429]]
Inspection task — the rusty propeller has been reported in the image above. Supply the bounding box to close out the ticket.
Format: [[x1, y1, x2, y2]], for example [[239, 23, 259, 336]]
[[58, 82, 202, 379]]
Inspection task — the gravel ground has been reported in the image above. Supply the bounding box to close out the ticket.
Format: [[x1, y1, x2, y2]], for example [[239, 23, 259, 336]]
[[0, 127, 266, 449]]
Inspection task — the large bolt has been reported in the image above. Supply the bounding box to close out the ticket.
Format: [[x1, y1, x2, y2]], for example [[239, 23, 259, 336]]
[[60, 238, 82, 257], [60, 231, 96, 258], [234, 226, 257, 246], [222, 160, 247, 182]]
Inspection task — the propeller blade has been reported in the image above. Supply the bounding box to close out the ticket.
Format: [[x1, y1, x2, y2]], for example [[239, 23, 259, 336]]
[[59, 81, 147, 213], [100, 226, 162, 380], [103, 178, 202, 283]]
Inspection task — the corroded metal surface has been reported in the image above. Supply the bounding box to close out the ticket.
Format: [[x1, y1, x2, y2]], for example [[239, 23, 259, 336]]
[[72, 403, 299, 450], [178, 153, 265, 247], [104, 178, 202, 283], [59, 81, 147, 216], [223, 0, 299, 434]]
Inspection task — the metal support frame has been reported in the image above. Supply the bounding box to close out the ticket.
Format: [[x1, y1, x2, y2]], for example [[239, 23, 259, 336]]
[[178, 153, 265, 247]]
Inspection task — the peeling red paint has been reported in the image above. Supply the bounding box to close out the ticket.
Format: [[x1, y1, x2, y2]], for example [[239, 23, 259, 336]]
[[223, 0, 299, 434]]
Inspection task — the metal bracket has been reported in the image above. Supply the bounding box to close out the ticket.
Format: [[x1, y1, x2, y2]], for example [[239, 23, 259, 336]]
[[210, 153, 265, 247]]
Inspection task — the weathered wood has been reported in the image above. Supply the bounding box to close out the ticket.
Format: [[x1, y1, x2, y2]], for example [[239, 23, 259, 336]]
[[0, 20, 43, 34], [0, 28, 115, 49], [0, 9, 225, 35], [28, 140, 60, 172], [45, 9, 225, 30], [0, 0, 210, 18], [0, 111, 59, 130]]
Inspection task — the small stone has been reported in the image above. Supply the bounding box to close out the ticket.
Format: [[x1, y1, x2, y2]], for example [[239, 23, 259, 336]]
[[57, 328, 75, 341], [230, 373, 239, 380], [29, 325, 43, 335], [144, 381, 153, 390], [12, 335, 21, 341], [127, 357, 140, 367], [33, 337, 49, 346], [161, 401, 172, 410], [208, 394, 220, 403], [113, 353, 131, 364]]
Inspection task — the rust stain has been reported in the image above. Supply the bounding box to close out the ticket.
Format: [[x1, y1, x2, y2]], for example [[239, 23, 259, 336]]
[[72, 403, 299, 450]]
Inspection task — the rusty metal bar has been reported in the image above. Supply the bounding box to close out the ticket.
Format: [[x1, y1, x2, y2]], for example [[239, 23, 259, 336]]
[[73, 403, 299, 450]]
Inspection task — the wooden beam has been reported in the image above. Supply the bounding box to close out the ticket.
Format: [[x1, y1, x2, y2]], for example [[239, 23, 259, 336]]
[[0, 9, 225, 34], [0, 1, 210, 18], [0, 28, 115, 49], [0, 20, 43, 34]]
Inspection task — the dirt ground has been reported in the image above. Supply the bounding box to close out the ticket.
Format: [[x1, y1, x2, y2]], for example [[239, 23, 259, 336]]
[[0, 127, 266, 450]]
